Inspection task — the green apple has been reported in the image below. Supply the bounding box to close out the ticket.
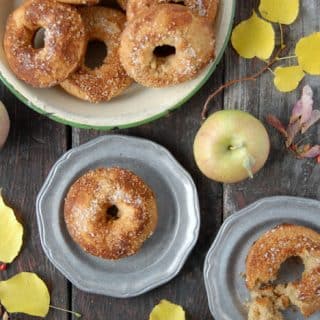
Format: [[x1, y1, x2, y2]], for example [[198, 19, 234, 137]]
[[193, 110, 270, 183], [0, 101, 9, 149]]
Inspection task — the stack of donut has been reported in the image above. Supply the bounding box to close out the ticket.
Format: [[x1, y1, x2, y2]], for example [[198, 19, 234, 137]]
[[3, 0, 217, 103]]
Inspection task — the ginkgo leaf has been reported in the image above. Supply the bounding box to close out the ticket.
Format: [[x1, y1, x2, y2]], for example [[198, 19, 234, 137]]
[[0, 272, 50, 317], [296, 32, 320, 75], [231, 12, 275, 60], [0, 193, 23, 263], [259, 0, 299, 24], [273, 66, 305, 92], [149, 300, 185, 320]]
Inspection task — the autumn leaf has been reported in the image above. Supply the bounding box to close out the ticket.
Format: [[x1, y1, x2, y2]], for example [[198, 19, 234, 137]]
[[296, 32, 320, 75], [302, 110, 320, 134], [231, 12, 275, 60], [259, 0, 299, 25], [149, 300, 185, 320], [0, 193, 23, 263], [273, 66, 305, 92], [266, 115, 287, 138], [267, 85, 320, 162], [0, 272, 50, 317], [299, 145, 320, 158], [290, 85, 313, 124]]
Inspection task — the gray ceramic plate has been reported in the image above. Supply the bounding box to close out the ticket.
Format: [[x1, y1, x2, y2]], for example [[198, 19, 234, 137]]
[[36, 135, 200, 297], [204, 196, 320, 320]]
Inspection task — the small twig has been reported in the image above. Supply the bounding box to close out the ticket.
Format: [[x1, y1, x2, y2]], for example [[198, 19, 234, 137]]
[[201, 47, 285, 120], [279, 23, 285, 49]]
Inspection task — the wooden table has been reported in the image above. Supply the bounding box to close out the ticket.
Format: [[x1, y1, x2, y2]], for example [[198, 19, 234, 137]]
[[1, 1, 320, 319]]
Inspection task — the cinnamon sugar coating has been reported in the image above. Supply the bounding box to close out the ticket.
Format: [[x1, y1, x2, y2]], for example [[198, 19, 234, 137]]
[[246, 224, 320, 317], [64, 168, 158, 260], [127, 0, 219, 23], [119, 4, 215, 88], [60, 7, 133, 103], [57, 0, 99, 5], [3, 0, 86, 88], [117, 0, 127, 10]]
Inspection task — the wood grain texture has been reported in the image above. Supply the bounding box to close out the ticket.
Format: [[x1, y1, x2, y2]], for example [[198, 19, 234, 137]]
[[0, 86, 70, 319], [70, 64, 224, 320], [223, 0, 320, 218], [1, 0, 320, 319]]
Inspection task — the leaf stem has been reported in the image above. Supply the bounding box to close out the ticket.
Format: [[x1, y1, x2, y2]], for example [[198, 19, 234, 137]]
[[276, 55, 297, 61], [267, 67, 275, 75], [279, 23, 285, 49], [49, 305, 82, 318]]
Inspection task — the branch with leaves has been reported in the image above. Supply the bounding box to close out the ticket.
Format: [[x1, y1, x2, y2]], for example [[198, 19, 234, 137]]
[[267, 85, 320, 162], [202, 0, 320, 120]]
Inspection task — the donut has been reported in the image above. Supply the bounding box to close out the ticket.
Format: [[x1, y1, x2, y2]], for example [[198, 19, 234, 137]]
[[3, 0, 86, 88], [117, 0, 127, 10], [119, 4, 215, 88], [246, 224, 320, 317], [60, 7, 133, 103], [126, 0, 219, 24], [248, 286, 289, 320], [64, 167, 158, 260], [57, 0, 99, 5]]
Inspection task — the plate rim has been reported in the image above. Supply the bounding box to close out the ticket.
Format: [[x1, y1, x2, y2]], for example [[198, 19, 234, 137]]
[[36, 135, 201, 297], [203, 196, 320, 320], [0, 0, 235, 130]]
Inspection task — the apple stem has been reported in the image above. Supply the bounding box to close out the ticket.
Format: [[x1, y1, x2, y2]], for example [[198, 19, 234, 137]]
[[242, 151, 256, 179], [229, 144, 243, 151]]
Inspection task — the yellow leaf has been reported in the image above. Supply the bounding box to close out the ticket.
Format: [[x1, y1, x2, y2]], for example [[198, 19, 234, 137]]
[[296, 32, 320, 75], [259, 0, 299, 24], [0, 193, 23, 263], [274, 66, 305, 92], [149, 300, 185, 320], [231, 12, 275, 60], [0, 272, 50, 317]]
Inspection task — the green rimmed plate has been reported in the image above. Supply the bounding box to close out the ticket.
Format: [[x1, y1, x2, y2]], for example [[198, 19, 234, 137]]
[[0, 0, 235, 130]]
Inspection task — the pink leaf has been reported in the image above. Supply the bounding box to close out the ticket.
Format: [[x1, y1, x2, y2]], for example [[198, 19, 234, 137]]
[[300, 145, 320, 158], [301, 110, 320, 134], [290, 85, 313, 125], [266, 115, 287, 138]]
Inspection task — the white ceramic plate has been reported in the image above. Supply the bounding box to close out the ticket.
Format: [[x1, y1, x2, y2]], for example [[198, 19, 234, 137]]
[[36, 135, 200, 297], [0, 0, 235, 129]]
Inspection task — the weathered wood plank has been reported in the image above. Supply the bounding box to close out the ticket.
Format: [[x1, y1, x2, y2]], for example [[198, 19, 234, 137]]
[[70, 64, 224, 319], [223, 0, 320, 216], [0, 86, 69, 320]]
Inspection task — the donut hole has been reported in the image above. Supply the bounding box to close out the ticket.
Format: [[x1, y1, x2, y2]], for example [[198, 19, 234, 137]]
[[107, 205, 119, 220], [168, 0, 185, 5], [33, 28, 46, 49], [85, 40, 108, 69], [153, 45, 176, 58], [274, 256, 305, 285]]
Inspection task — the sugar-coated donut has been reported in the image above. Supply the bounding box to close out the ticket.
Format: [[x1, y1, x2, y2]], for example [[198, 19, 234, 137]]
[[64, 168, 158, 260], [127, 0, 219, 23], [117, 0, 127, 10], [246, 224, 320, 317], [119, 4, 215, 88], [60, 7, 133, 103], [3, 0, 86, 88]]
